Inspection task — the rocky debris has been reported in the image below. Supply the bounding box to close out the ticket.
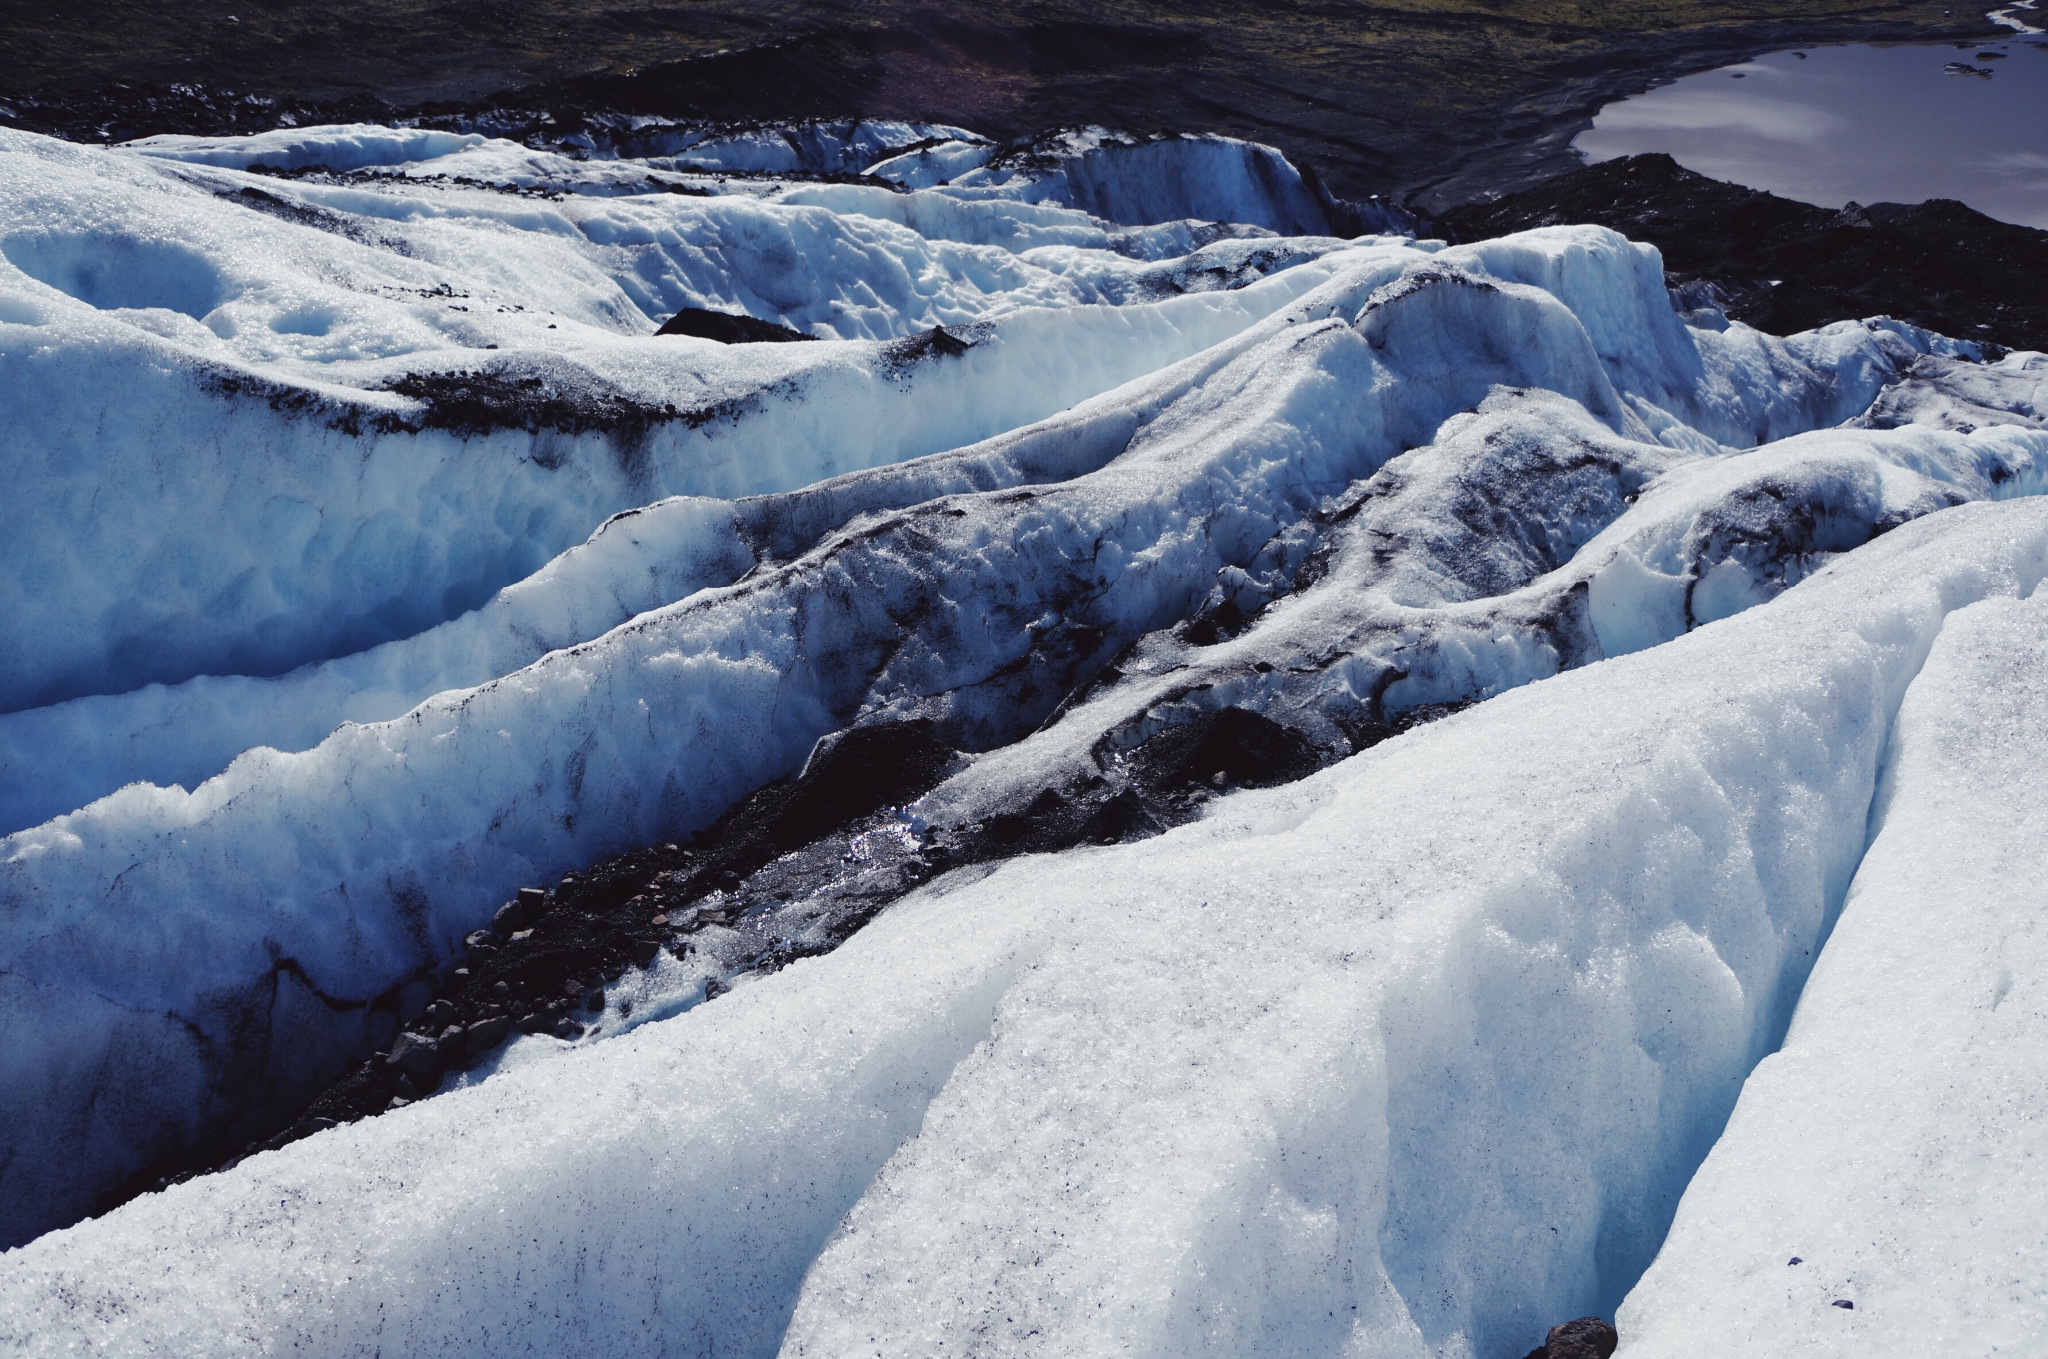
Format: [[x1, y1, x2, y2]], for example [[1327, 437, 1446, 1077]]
[[208, 696, 1346, 1174], [1438, 153, 2048, 354], [214, 720, 969, 1149], [655, 307, 818, 343], [881, 324, 979, 374], [371, 364, 698, 440], [939, 705, 1326, 863], [1521, 1316, 1619, 1359]]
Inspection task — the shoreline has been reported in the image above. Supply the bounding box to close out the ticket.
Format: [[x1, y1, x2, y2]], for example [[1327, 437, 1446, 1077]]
[[0, 5, 2003, 208]]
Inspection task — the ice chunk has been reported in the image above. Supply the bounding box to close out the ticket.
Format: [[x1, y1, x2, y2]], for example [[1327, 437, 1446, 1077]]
[[944, 128, 1348, 235]]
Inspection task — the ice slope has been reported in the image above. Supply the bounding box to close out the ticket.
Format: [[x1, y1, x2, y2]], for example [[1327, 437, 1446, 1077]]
[[125, 119, 980, 180], [0, 217, 2038, 1249], [1615, 588, 2048, 1356], [0, 125, 1372, 708], [4, 497, 2046, 1357], [936, 128, 1345, 235]]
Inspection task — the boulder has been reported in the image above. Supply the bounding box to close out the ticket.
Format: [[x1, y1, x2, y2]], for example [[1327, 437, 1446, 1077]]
[[463, 1016, 511, 1055], [384, 1031, 441, 1078]]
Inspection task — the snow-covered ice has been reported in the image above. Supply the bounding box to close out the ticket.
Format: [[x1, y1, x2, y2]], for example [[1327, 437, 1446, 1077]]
[[1, 111, 2046, 1356]]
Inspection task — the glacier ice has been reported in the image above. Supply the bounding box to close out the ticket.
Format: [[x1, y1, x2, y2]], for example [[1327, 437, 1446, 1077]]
[[1, 111, 2046, 1356], [1, 208, 2041, 1252], [1616, 586, 2048, 1355], [3, 497, 2046, 1355], [0, 125, 1372, 709]]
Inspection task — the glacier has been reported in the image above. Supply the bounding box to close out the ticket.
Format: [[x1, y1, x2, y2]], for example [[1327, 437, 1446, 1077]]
[[0, 114, 2044, 1358], [3, 498, 2045, 1357]]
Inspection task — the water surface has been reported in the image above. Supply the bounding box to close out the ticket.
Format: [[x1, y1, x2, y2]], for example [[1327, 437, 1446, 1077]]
[[1576, 38, 2048, 227]]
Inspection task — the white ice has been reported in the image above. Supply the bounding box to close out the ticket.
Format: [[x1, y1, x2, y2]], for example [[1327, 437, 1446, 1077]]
[[1616, 586, 2048, 1356], [3, 111, 2047, 1356], [4, 496, 2045, 1357]]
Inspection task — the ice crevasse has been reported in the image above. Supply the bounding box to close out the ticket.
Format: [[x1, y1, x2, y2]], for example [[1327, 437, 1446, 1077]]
[[0, 117, 2045, 1356]]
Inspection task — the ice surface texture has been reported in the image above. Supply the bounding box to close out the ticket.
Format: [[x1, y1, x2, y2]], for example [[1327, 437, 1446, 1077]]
[[2, 116, 2046, 1354], [0, 126, 1361, 712], [4, 499, 2046, 1357], [1618, 586, 2048, 1354]]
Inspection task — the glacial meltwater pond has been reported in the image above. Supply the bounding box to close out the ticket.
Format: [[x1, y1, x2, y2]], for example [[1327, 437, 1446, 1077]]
[[1576, 37, 2048, 227]]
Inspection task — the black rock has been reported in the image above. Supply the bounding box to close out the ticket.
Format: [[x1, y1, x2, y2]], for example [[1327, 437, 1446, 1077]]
[[464, 928, 501, 954], [1126, 706, 1322, 793], [463, 1015, 511, 1055], [883, 325, 975, 366], [1543, 1316, 1619, 1359], [385, 1031, 441, 1078], [655, 307, 816, 343], [1832, 1299, 1855, 1310], [489, 886, 548, 932], [773, 720, 958, 851]]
